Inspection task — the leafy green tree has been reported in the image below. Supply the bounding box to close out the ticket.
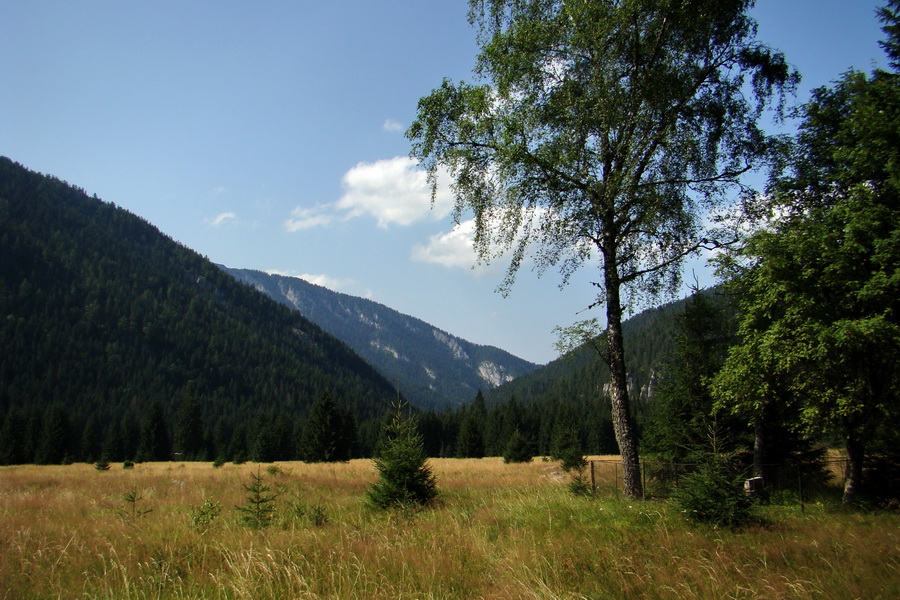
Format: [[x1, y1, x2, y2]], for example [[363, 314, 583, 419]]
[[714, 6, 900, 504], [409, 0, 796, 498], [367, 405, 438, 509]]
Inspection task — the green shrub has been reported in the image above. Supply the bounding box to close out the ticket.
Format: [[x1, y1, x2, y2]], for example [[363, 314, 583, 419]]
[[189, 499, 222, 533], [674, 457, 753, 527]]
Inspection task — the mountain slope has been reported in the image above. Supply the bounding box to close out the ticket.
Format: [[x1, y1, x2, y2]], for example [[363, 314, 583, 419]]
[[0, 157, 399, 461], [483, 294, 714, 415], [223, 267, 539, 409]]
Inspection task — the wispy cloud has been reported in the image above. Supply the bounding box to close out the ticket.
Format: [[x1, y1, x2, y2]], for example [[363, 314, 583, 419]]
[[283, 205, 333, 232], [382, 118, 405, 133], [411, 220, 479, 269], [208, 211, 237, 227]]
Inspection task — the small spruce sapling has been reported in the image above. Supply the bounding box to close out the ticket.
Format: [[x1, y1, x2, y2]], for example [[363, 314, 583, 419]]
[[236, 467, 277, 529], [121, 488, 152, 520]]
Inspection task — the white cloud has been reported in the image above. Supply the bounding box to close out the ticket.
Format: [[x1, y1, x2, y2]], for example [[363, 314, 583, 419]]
[[411, 220, 479, 269], [208, 211, 237, 227], [411, 206, 560, 273], [211, 186, 228, 196], [282, 157, 454, 233], [264, 269, 355, 292], [283, 205, 333, 232], [335, 156, 453, 228], [382, 119, 404, 133], [297, 273, 356, 291]]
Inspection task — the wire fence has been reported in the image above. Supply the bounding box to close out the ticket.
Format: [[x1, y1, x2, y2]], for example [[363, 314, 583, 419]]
[[587, 457, 851, 508]]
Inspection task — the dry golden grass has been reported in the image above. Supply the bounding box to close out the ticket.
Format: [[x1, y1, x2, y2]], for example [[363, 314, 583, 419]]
[[0, 458, 897, 599]]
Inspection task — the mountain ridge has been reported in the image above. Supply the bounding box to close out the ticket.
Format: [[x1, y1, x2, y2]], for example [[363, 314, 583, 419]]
[[223, 267, 540, 409]]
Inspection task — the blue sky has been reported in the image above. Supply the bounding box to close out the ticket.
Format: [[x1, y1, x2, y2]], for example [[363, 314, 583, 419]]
[[1, 1, 888, 364]]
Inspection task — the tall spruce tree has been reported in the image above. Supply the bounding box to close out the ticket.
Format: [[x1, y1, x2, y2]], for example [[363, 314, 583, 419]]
[[456, 390, 487, 458], [643, 292, 739, 465], [35, 403, 70, 464], [298, 391, 353, 462], [173, 391, 205, 460], [136, 401, 170, 462]]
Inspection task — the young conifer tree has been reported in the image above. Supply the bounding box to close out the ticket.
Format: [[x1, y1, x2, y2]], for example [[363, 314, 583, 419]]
[[367, 405, 437, 509]]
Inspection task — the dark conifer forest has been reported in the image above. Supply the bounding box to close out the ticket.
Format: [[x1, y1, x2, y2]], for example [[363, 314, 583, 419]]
[[0, 156, 687, 465], [0, 157, 399, 463]]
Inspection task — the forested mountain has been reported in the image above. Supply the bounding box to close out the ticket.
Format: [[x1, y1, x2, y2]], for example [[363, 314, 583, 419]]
[[415, 292, 734, 459], [483, 295, 698, 413], [224, 267, 539, 409], [0, 157, 400, 464]]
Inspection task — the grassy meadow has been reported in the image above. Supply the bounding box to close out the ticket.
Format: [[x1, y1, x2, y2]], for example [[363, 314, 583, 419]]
[[0, 457, 897, 599]]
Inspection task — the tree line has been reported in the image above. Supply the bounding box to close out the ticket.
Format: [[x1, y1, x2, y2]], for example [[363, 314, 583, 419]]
[[0, 389, 360, 465]]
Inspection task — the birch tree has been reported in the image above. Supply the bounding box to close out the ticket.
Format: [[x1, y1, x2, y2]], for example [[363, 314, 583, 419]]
[[409, 0, 795, 497]]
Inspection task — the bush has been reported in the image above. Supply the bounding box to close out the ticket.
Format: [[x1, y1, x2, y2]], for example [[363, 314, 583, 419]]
[[189, 499, 222, 533], [674, 457, 753, 527]]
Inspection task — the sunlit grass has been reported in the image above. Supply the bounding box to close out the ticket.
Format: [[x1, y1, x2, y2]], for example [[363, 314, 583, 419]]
[[0, 458, 897, 599]]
